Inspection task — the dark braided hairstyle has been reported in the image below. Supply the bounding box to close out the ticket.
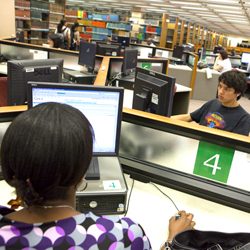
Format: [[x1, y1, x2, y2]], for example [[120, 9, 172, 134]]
[[1, 102, 93, 206]]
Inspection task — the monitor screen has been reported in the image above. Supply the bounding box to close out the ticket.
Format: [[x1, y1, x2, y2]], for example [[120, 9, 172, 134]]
[[132, 67, 176, 117], [7, 58, 63, 106], [27, 82, 124, 156], [117, 36, 130, 49], [187, 54, 195, 67], [206, 55, 216, 66], [96, 43, 121, 56], [198, 47, 206, 61], [122, 48, 138, 75], [78, 41, 97, 72], [241, 52, 250, 64], [172, 45, 184, 59]]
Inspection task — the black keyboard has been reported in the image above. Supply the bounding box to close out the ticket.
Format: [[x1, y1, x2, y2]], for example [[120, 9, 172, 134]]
[[85, 157, 100, 180]]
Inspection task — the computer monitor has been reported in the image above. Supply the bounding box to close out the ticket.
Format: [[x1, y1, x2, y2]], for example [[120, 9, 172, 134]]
[[27, 82, 124, 156], [122, 48, 138, 76], [241, 52, 250, 64], [182, 44, 194, 52], [198, 47, 206, 61], [96, 43, 121, 56], [132, 67, 176, 117], [117, 36, 130, 49], [7, 58, 63, 106], [78, 41, 97, 73], [172, 45, 184, 59]]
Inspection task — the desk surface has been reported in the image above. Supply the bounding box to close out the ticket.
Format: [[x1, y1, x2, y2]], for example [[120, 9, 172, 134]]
[[0, 175, 249, 250]]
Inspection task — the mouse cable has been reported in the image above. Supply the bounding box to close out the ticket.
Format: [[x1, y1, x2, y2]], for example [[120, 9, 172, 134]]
[[150, 182, 179, 212], [124, 178, 135, 217]]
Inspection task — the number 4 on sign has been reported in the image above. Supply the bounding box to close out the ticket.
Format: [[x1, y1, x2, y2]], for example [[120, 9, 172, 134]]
[[203, 154, 221, 175]]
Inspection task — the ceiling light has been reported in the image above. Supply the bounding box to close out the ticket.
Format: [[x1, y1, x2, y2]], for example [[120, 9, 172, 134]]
[[181, 7, 208, 10], [170, 1, 201, 5]]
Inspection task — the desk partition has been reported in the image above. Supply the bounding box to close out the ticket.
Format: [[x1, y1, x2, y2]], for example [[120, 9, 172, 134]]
[[120, 108, 250, 212], [0, 105, 249, 212]]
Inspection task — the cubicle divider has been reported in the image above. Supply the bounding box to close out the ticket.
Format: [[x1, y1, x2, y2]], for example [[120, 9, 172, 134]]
[[0, 105, 249, 213], [120, 107, 250, 213]]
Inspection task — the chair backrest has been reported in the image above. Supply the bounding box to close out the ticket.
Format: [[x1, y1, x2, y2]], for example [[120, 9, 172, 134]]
[[0, 77, 8, 106]]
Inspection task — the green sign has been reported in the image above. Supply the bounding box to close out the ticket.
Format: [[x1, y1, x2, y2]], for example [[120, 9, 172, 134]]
[[141, 62, 152, 70], [193, 141, 235, 183]]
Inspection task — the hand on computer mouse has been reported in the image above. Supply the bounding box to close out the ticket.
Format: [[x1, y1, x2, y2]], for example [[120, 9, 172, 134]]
[[167, 210, 195, 242]]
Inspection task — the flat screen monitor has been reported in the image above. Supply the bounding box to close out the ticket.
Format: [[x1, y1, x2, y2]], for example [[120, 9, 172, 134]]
[[78, 41, 97, 73], [117, 36, 130, 49], [172, 45, 184, 59], [96, 43, 121, 56], [198, 47, 206, 61], [122, 48, 138, 75], [182, 44, 194, 52], [27, 82, 124, 156], [132, 67, 176, 117], [7, 58, 63, 106], [241, 52, 250, 64]]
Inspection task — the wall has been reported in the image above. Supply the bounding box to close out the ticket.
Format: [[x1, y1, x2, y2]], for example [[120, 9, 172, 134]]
[[0, 0, 15, 38]]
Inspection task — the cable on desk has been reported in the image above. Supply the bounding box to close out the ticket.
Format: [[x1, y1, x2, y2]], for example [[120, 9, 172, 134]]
[[124, 178, 135, 217], [107, 72, 122, 86], [150, 182, 179, 212]]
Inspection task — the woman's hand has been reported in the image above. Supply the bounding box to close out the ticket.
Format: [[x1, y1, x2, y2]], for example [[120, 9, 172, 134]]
[[167, 210, 195, 242]]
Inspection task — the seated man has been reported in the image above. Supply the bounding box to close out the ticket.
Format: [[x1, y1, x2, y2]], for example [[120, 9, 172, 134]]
[[171, 70, 250, 136]]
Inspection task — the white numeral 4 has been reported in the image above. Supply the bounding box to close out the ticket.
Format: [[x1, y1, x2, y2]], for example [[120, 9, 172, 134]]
[[203, 154, 221, 175]]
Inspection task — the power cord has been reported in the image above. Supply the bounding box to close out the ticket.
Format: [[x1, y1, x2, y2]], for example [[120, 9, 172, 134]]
[[150, 182, 179, 212], [107, 72, 122, 86], [124, 178, 134, 217]]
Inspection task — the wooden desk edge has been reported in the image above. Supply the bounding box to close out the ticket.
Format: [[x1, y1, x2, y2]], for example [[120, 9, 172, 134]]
[[122, 107, 250, 143]]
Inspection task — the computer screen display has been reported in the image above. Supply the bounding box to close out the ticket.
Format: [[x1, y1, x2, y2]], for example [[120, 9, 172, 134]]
[[27, 82, 124, 156], [7, 58, 63, 106], [122, 48, 138, 75], [78, 41, 97, 72], [117, 36, 130, 49], [132, 67, 176, 117], [241, 52, 250, 64]]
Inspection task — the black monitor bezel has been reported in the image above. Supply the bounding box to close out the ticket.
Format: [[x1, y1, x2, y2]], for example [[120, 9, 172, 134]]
[[117, 36, 130, 48], [78, 41, 97, 72], [7, 58, 63, 106], [132, 67, 175, 117], [27, 82, 124, 156], [122, 48, 138, 75]]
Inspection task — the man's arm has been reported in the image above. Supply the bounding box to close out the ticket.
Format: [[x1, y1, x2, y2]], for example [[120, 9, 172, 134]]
[[171, 114, 193, 122]]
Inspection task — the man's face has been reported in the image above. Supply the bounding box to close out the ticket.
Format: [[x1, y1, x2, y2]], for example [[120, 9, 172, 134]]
[[217, 81, 238, 106]]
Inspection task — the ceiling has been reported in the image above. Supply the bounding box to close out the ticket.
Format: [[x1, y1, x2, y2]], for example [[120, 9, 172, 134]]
[[66, 0, 250, 38]]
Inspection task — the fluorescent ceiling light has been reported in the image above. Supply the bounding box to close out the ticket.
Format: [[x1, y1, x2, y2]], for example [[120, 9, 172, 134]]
[[229, 20, 249, 23], [170, 1, 201, 5], [215, 9, 243, 13], [204, 0, 238, 2], [207, 4, 240, 9], [181, 7, 208, 10]]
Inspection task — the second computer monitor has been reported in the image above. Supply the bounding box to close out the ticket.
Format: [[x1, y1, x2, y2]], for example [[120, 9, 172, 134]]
[[172, 45, 184, 59], [78, 41, 97, 73], [132, 67, 176, 117], [122, 48, 138, 75], [117, 36, 130, 49], [7, 58, 63, 106]]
